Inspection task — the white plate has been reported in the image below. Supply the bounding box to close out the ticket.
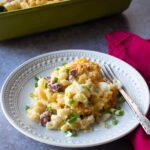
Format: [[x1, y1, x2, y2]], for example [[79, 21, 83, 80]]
[[1, 50, 150, 148]]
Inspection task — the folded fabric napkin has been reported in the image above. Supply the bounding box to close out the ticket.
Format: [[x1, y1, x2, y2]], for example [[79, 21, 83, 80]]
[[106, 30, 150, 150]]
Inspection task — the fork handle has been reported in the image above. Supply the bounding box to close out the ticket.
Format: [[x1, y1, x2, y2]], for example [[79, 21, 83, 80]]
[[120, 89, 150, 135]]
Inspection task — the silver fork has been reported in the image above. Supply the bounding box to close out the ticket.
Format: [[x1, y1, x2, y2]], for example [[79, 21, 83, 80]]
[[102, 64, 150, 135]]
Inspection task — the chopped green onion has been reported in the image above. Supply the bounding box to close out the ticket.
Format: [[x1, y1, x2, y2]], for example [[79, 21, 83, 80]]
[[68, 114, 78, 124], [47, 106, 52, 112], [34, 76, 39, 81], [112, 117, 118, 125], [29, 93, 34, 98], [101, 113, 112, 122], [118, 96, 125, 103], [55, 67, 60, 71], [25, 105, 30, 111], [104, 122, 110, 128], [68, 99, 75, 105], [53, 77, 58, 83], [64, 67, 70, 73], [115, 109, 124, 116], [34, 76, 39, 87], [62, 63, 67, 66], [45, 83, 48, 89], [65, 130, 77, 137], [35, 82, 38, 87], [110, 108, 116, 113]]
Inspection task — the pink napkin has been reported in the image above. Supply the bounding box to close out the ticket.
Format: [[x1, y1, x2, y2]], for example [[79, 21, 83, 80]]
[[106, 30, 150, 150]]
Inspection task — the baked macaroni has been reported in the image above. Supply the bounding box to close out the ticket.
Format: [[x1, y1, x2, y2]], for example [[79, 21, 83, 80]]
[[26, 58, 122, 135], [0, 0, 66, 12]]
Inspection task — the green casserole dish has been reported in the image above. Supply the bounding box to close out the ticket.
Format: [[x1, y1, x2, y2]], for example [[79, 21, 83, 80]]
[[0, 0, 132, 41]]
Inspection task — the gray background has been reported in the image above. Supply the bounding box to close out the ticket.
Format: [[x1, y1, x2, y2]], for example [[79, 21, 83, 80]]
[[0, 0, 150, 149]]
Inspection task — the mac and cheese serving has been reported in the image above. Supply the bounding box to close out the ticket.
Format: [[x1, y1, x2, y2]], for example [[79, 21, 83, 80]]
[[26, 58, 122, 136]]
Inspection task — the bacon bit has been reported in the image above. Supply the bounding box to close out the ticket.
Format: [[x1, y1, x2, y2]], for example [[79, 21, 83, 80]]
[[69, 69, 78, 80], [48, 83, 62, 92], [40, 111, 51, 126], [70, 69, 77, 76], [46, 76, 63, 92]]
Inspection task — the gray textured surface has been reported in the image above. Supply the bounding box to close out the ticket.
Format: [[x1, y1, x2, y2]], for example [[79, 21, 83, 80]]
[[0, 0, 150, 149]]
